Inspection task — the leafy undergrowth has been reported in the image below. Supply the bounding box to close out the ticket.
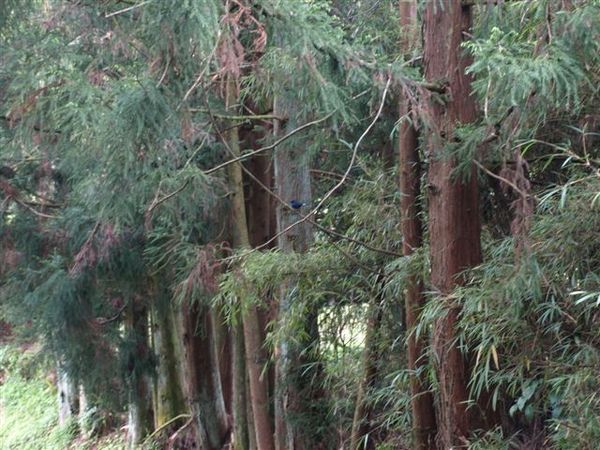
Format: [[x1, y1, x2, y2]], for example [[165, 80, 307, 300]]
[[0, 344, 126, 450], [0, 374, 74, 449]]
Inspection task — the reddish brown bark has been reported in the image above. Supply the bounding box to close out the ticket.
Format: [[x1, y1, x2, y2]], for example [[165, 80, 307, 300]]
[[399, 3, 437, 449], [399, 109, 437, 449], [241, 118, 279, 450], [241, 120, 277, 249], [423, 1, 481, 447], [241, 115, 277, 410], [232, 321, 249, 450], [243, 311, 274, 450]]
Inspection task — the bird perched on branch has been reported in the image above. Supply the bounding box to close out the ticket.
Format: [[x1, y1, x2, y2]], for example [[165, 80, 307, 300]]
[[290, 199, 305, 210]]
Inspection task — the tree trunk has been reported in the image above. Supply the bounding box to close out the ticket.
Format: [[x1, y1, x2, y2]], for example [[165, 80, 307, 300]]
[[241, 118, 277, 249], [273, 97, 322, 450], [56, 364, 79, 426], [246, 372, 259, 450], [225, 83, 275, 450], [173, 301, 229, 450], [242, 112, 279, 447], [398, 2, 437, 449], [232, 320, 250, 450], [77, 385, 97, 439], [242, 109, 279, 417], [423, 1, 481, 447], [213, 308, 233, 415], [242, 309, 273, 450], [151, 299, 186, 429], [399, 104, 437, 449], [125, 300, 153, 449]]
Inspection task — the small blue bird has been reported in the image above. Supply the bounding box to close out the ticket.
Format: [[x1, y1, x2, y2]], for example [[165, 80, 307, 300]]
[[290, 200, 305, 210]]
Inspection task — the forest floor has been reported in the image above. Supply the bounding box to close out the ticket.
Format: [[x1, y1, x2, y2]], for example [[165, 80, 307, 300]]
[[0, 342, 126, 450]]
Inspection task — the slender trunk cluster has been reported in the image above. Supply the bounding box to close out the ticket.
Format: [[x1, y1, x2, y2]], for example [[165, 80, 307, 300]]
[[225, 79, 275, 450], [174, 301, 229, 450]]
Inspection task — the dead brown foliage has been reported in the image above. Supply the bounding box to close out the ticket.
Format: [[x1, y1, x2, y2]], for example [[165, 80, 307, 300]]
[[216, 0, 267, 95]]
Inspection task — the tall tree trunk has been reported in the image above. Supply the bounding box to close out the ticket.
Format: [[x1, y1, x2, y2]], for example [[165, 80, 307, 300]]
[[225, 82, 275, 450], [173, 301, 229, 450], [232, 320, 249, 450], [423, 1, 481, 447], [399, 2, 437, 449], [225, 98, 249, 450], [151, 298, 186, 429], [273, 97, 321, 450], [242, 113, 278, 415], [125, 299, 153, 449]]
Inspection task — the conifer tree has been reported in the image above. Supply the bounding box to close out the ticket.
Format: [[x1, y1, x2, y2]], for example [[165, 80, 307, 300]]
[[398, 2, 437, 449], [2, 1, 599, 450], [423, 1, 482, 446]]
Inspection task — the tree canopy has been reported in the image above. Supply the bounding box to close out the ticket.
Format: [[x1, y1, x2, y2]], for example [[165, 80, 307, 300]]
[[1, 1, 599, 449]]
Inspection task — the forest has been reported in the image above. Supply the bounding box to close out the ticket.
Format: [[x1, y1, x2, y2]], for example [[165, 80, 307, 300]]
[[0, 1, 599, 449]]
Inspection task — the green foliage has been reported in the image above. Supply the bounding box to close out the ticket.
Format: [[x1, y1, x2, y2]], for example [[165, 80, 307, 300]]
[[2, 0, 600, 448], [467, 428, 513, 450], [0, 374, 75, 449], [447, 164, 600, 448], [466, 27, 587, 113], [0, 344, 73, 450]]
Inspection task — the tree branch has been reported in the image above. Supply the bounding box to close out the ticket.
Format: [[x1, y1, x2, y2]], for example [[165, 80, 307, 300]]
[[105, 0, 152, 18], [204, 112, 334, 175]]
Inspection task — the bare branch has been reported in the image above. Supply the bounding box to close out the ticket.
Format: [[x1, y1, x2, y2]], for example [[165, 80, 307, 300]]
[[105, 0, 152, 18], [473, 159, 533, 200], [204, 112, 335, 175], [146, 179, 191, 215]]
